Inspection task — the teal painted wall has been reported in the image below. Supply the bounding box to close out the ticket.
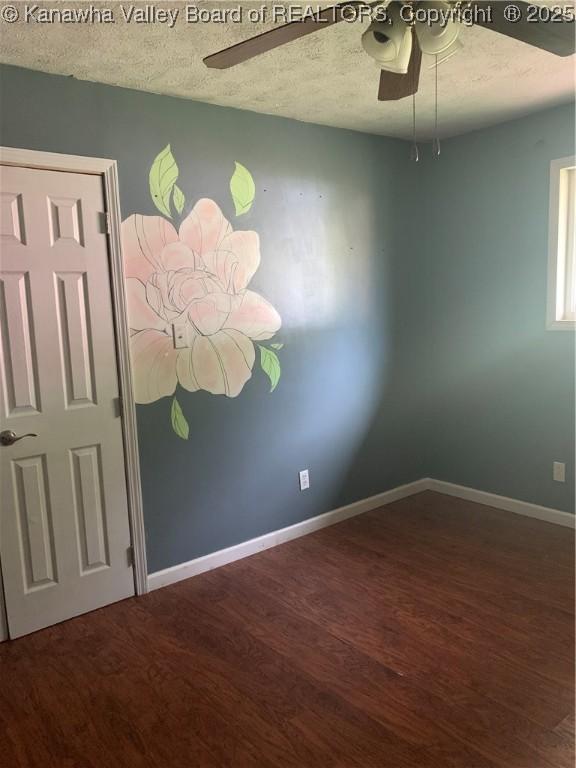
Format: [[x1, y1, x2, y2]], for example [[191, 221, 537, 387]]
[[0, 64, 573, 577], [423, 103, 575, 512], [0, 65, 426, 572]]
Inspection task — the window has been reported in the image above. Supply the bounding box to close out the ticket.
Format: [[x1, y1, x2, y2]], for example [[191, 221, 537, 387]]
[[548, 156, 575, 329]]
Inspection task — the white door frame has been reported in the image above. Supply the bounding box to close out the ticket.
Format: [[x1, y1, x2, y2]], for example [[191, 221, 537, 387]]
[[0, 146, 148, 601]]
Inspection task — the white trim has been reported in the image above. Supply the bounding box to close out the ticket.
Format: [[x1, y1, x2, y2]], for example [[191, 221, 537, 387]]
[[547, 155, 576, 331], [423, 478, 575, 528], [148, 479, 429, 590], [0, 146, 148, 596], [102, 161, 148, 595], [148, 478, 574, 591], [0, 146, 117, 175]]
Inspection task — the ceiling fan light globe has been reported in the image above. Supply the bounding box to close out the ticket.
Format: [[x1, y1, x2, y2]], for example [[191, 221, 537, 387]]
[[361, 21, 412, 74], [415, 1, 461, 56], [433, 37, 463, 66]]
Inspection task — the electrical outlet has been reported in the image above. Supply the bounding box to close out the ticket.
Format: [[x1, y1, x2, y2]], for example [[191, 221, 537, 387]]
[[553, 462, 566, 483], [299, 469, 310, 491]]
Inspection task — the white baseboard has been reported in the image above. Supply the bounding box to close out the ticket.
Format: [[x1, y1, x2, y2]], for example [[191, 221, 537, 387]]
[[147, 477, 574, 591], [147, 478, 429, 591], [423, 478, 575, 529]]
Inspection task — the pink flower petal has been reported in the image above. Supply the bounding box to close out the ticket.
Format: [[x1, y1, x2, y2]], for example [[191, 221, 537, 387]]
[[185, 330, 254, 397], [216, 329, 255, 396], [145, 279, 167, 321], [122, 214, 178, 282], [188, 292, 239, 336], [225, 290, 281, 340], [179, 199, 231, 259], [130, 329, 178, 404], [218, 230, 261, 291], [169, 271, 221, 312], [176, 343, 200, 393], [125, 278, 166, 332], [160, 242, 196, 272]]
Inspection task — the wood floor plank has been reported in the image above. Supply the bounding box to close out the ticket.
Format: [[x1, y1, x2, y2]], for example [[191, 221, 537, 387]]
[[264, 527, 575, 679], [304, 528, 575, 663], [0, 491, 573, 767], [242, 547, 573, 729], [178, 562, 573, 767]]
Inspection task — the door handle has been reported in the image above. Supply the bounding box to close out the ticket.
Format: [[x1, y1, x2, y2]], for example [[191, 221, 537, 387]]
[[0, 430, 38, 446]]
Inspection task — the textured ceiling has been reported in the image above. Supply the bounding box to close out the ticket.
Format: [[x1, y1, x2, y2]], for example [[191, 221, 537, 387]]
[[1, 1, 575, 138]]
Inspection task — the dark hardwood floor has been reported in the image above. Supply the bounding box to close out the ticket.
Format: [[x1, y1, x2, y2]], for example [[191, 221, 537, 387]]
[[0, 490, 574, 767]]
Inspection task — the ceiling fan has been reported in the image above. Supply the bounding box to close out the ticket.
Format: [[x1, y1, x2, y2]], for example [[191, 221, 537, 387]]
[[203, 1, 576, 102]]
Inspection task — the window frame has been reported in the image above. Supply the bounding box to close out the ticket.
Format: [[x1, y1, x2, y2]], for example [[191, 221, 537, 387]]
[[547, 155, 576, 330]]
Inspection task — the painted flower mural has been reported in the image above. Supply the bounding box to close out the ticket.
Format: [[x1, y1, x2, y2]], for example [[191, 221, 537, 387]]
[[122, 146, 283, 438]]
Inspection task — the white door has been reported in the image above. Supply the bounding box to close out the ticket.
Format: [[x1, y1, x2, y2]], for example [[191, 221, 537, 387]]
[[0, 164, 135, 639]]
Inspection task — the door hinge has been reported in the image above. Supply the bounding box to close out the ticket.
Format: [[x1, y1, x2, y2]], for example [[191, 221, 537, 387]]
[[127, 545, 134, 567], [114, 396, 123, 419], [99, 211, 111, 235]]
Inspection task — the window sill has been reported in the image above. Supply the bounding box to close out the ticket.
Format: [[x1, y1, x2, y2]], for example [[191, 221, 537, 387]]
[[547, 318, 576, 331]]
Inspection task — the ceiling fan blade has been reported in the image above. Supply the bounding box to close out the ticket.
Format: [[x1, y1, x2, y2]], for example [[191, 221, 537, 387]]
[[470, 1, 575, 56], [378, 32, 422, 101], [204, 1, 379, 69]]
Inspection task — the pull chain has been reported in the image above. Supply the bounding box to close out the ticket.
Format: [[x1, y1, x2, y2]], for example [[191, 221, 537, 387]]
[[432, 54, 441, 158]]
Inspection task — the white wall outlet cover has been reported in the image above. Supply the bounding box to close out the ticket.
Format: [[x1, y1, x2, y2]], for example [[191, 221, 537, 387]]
[[553, 462, 566, 483], [299, 469, 310, 491]]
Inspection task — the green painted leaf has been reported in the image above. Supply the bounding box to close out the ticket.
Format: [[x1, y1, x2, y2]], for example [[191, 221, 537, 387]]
[[230, 161, 255, 217], [270, 343, 284, 350], [171, 397, 189, 440], [259, 345, 281, 392], [149, 144, 179, 218], [173, 184, 185, 215]]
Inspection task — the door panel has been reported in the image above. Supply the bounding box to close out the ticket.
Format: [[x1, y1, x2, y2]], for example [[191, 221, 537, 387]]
[[0, 164, 134, 639], [54, 271, 96, 407], [71, 444, 110, 572], [0, 271, 40, 414], [12, 453, 57, 590], [0, 191, 26, 244]]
